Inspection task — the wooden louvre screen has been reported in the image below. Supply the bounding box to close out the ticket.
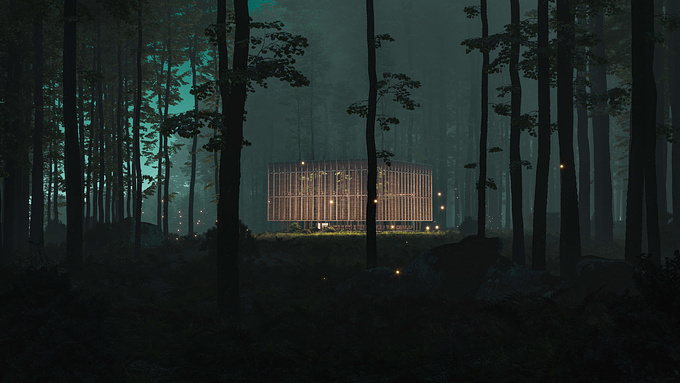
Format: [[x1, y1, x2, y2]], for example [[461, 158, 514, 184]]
[[267, 159, 432, 229]]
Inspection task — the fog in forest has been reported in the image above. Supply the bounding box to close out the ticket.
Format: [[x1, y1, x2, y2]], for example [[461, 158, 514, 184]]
[[2, 0, 680, 381]]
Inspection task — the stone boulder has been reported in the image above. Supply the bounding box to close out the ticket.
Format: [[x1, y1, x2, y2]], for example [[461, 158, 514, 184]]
[[558, 256, 636, 303], [475, 263, 562, 302]]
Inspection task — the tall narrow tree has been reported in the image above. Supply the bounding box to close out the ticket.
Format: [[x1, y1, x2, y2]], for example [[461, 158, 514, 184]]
[[671, 0, 680, 227], [365, 0, 378, 269], [509, 0, 526, 266], [216, 0, 249, 319], [477, 0, 489, 237], [30, 11, 45, 253], [64, 0, 83, 268], [557, 0, 581, 279], [591, 11, 614, 245], [133, 4, 144, 258], [532, 0, 551, 271]]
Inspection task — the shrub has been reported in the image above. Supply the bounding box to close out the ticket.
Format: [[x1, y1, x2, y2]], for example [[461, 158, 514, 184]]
[[288, 222, 303, 233]]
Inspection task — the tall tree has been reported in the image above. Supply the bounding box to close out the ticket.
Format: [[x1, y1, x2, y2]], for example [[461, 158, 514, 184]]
[[30, 9, 45, 254], [576, 64, 590, 246], [671, 0, 680, 227], [133, 4, 144, 259], [590, 11, 614, 245], [557, 0, 581, 279], [477, 0, 489, 237], [365, 0, 378, 269], [626, 0, 656, 263], [64, 0, 83, 268], [216, 0, 249, 319], [509, 0, 526, 266], [532, 0, 551, 271]]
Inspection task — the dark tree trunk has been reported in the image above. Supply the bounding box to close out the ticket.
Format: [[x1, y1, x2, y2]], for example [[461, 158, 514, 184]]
[[30, 14, 45, 252], [654, 0, 668, 227], [591, 12, 614, 245], [576, 67, 590, 246], [532, 0, 550, 271], [365, 0, 378, 269], [116, 38, 125, 222], [509, 0, 525, 266], [96, 24, 105, 225], [133, 6, 143, 258], [557, 0, 581, 279], [626, 0, 655, 263], [79, 44, 86, 227], [64, 0, 83, 268], [162, 36, 172, 238], [216, 0, 249, 319], [477, 0, 489, 237], [189, 37, 198, 235], [671, 0, 680, 227]]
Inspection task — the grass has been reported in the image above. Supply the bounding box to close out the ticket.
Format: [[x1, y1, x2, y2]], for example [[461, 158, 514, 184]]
[[1, 229, 679, 382]]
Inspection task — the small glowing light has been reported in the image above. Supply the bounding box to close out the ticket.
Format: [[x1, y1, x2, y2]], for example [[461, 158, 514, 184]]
[[391, 225, 395, 229], [177, 229, 180, 232], [178, 210, 181, 214], [194, 234, 197, 237], [435, 225, 439, 230], [329, 200, 334, 204], [560, 164, 565, 169], [426, 226, 430, 231], [395, 270, 400, 275], [301, 161, 305, 165], [440, 205, 445, 210], [179, 215, 182, 218], [322, 276, 327, 281], [175, 237, 179, 240], [373, 199, 378, 203], [437, 192, 442, 196], [200, 210, 203, 213]]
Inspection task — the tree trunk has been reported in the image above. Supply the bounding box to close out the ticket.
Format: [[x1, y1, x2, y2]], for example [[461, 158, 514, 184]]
[[64, 0, 83, 268], [509, 0, 526, 266], [591, 12, 614, 245], [189, 37, 198, 236], [217, 0, 249, 320], [626, 0, 655, 263], [477, 0, 489, 237], [365, 0, 378, 269], [30, 14, 45, 252], [576, 67, 590, 246], [532, 0, 550, 271], [671, 0, 680, 227], [116, 38, 125, 222], [133, 5, 144, 258], [557, 0, 581, 279], [163, 36, 173, 238]]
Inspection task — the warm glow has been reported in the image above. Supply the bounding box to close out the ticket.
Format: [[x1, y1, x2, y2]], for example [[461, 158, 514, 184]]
[[440, 205, 445, 210], [323, 276, 327, 281], [391, 225, 395, 229], [426, 226, 430, 231], [437, 192, 442, 196], [373, 199, 378, 203], [395, 270, 400, 275], [329, 200, 334, 204], [435, 225, 439, 230], [560, 164, 565, 169], [301, 161, 305, 165]]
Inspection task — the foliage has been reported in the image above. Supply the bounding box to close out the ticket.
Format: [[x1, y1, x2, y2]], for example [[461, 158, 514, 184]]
[[0, 267, 122, 382]]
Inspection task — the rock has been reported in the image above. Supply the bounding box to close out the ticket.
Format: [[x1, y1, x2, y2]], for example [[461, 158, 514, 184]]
[[122, 218, 164, 249], [476, 263, 561, 302], [558, 256, 636, 303], [403, 235, 504, 301]]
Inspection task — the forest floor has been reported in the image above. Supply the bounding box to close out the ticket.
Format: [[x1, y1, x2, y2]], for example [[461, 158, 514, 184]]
[[1, 227, 679, 382]]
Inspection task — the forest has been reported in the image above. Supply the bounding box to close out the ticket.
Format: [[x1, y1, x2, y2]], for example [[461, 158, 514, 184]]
[[1, 0, 680, 381]]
